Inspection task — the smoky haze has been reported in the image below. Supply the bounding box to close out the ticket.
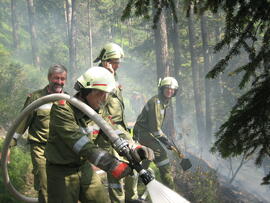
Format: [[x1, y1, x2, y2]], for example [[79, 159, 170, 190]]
[[0, 0, 269, 202], [119, 48, 270, 202]]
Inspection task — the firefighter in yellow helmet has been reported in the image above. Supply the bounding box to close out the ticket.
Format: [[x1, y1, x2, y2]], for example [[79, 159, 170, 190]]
[[133, 77, 179, 190], [45, 67, 154, 203], [94, 43, 140, 203]]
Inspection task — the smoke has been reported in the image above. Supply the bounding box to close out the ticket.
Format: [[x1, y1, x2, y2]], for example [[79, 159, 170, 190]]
[[179, 139, 270, 202]]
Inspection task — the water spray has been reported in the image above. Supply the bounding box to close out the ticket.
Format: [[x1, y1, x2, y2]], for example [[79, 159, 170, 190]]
[[1, 94, 190, 203]]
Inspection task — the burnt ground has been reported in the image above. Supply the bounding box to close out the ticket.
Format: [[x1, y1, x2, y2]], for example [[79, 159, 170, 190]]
[[174, 152, 270, 203]]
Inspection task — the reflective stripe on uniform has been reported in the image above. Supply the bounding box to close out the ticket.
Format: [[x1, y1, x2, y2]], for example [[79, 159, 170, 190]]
[[95, 170, 106, 175], [13, 132, 22, 140], [73, 136, 90, 153], [160, 109, 165, 115], [114, 129, 123, 135], [93, 150, 107, 166], [156, 159, 170, 167], [153, 130, 163, 136], [108, 183, 122, 189], [80, 125, 100, 134], [79, 127, 88, 134], [89, 125, 100, 132], [38, 103, 53, 110]]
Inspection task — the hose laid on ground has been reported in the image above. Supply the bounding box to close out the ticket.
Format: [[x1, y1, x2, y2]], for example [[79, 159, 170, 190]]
[[0, 93, 132, 203]]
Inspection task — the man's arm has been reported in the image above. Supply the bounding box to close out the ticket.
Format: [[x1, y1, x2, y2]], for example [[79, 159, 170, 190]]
[[10, 94, 35, 146]]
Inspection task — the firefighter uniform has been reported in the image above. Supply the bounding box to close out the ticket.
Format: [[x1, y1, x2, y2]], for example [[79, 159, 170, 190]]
[[94, 42, 139, 202], [45, 66, 145, 203], [98, 86, 138, 203], [13, 87, 54, 203], [45, 100, 117, 203], [133, 94, 175, 190]]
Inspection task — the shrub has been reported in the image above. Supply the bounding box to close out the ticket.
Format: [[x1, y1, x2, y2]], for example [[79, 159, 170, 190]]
[[176, 166, 220, 203], [0, 138, 32, 202], [0, 45, 46, 127]]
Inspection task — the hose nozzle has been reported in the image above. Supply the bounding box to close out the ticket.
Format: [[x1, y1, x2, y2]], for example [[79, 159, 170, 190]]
[[139, 169, 154, 185]]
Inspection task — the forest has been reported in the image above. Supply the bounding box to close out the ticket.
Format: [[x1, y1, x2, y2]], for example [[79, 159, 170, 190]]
[[0, 0, 270, 202]]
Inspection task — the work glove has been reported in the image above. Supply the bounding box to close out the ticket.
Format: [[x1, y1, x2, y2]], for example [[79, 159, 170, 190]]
[[131, 145, 155, 162], [110, 161, 133, 179], [9, 138, 17, 148], [158, 136, 173, 150]]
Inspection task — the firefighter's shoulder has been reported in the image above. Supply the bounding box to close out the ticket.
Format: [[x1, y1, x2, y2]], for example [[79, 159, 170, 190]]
[[55, 100, 66, 106]]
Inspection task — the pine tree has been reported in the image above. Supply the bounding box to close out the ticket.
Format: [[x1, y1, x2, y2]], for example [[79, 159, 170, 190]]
[[122, 0, 270, 184]]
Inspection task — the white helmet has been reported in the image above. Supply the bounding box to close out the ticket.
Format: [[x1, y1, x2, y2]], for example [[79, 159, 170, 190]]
[[94, 42, 124, 63], [158, 77, 179, 97], [159, 77, 179, 89], [74, 66, 116, 93]]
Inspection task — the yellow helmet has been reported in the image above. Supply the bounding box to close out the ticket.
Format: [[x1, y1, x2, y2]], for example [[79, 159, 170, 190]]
[[94, 42, 124, 62], [74, 66, 116, 93]]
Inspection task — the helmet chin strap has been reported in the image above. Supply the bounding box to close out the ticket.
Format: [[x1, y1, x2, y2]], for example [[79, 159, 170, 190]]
[[158, 91, 170, 104], [79, 92, 101, 112], [76, 93, 89, 107]]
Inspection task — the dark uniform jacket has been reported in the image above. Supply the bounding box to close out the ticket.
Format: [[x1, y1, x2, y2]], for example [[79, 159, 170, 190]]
[[134, 94, 170, 139], [45, 100, 120, 172], [14, 86, 53, 143]]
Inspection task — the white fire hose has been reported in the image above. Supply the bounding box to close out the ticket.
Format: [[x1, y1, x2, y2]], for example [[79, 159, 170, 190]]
[[0, 93, 124, 203]]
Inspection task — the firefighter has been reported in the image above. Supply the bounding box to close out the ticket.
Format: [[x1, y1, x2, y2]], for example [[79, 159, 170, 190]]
[[44, 66, 154, 203], [94, 42, 140, 203], [133, 77, 179, 190], [9, 64, 67, 203]]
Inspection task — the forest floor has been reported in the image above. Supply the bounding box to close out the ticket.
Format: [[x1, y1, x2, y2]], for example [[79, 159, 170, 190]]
[[1, 126, 269, 203], [175, 150, 270, 203]]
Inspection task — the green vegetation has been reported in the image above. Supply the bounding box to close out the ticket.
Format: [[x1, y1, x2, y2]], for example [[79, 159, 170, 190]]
[[0, 45, 46, 128], [0, 0, 269, 201], [188, 168, 219, 203], [0, 139, 33, 202], [173, 165, 219, 203]]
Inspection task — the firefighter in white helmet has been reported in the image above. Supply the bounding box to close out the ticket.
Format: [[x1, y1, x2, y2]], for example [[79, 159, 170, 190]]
[[45, 67, 154, 203], [134, 77, 179, 190], [94, 43, 141, 203]]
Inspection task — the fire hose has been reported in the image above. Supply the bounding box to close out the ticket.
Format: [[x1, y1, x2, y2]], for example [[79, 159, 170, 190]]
[[0, 93, 154, 203]]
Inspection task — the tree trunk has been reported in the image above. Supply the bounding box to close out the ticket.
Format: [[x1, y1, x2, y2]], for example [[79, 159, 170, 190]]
[[153, 9, 170, 79], [163, 0, 184, 139], [212, 13, 224, 132], [200, 13, 212, 147], [212, 13, 223, 99], [26, 0, 40, 68], [169, 0, 184, 124], [127, 19, 133, 46], [64, 0, 72, 39], [188, 5, 205, 145], [153, 8, 174, 137], [11, 0, 19, 49], [65, 0, 77, 80], [87, 0, 93, 67]]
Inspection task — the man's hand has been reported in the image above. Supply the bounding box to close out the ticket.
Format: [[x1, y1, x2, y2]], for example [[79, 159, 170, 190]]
[[104, 62, 115, 74], [131, 145, 155, 162], [158, 136, 173, 150]]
